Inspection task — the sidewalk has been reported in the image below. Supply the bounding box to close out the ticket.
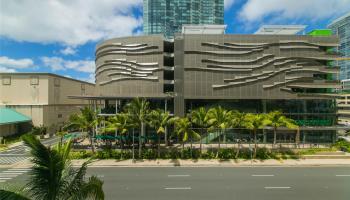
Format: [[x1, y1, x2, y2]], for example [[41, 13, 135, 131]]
[[70, 158, 350, 167]]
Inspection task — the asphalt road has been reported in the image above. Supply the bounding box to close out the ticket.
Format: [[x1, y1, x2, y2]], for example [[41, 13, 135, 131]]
[[3, 166, 350, 200]]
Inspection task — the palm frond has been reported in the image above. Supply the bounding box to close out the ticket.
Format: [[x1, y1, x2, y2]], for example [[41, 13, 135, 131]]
[[0, 190, 31, 200]]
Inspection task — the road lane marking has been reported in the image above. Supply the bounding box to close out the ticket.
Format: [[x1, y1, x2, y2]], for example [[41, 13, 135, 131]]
[[0, 177, 12, 180], [165, 187, 192, 190], [0, 154, 27, 156], [265, 187, 291, 189], [252, 175, 274, 177], [0, 174, 19, 177], [168, 175, 190, 177], [0, 172, 22, 174], [336, 175, 350, 177], [4, 171, 28, 173]]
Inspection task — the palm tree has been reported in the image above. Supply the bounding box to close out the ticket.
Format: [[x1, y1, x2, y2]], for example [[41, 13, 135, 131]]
[[174, 117, 200, 157], [0, 134, 104, 200], [105, 113, 133, 150], [266, 111, 299, 145], [230, 111, 248, 158], [207, 106, 232, 151], [67, 107, 99, 153], [148, 109, 173, 157], [190, 107, 208, 153], [245, 113, 270, 158], [31, 125, 47, 139], [125, 98, 150, 158]]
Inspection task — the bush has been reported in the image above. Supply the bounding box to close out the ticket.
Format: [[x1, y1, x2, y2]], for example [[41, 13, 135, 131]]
[[69, 150, 93, 159], [68, 147, 309, 160], [255, 148, 272, 160], [218, 148, 235, 160], [332, 139, 350, 152]]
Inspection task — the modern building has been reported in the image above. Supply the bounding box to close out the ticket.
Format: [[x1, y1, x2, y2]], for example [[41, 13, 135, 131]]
[[0, 73, 95, 134], [328, 12, 350, 80], [69, 27, 342, 143], [143, 0, 224, 38]]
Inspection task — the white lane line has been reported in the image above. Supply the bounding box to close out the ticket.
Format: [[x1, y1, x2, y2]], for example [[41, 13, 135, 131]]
[[0, 175, 18, 177], [8, 168, 31, 170], [4, 171, 28, 173], [0, 177, 12, 180], [265, 187, 291, 189], [0, 154, 27, 156], [336, 175, 350, 177], [165, 187, 192, 190], [168, 175, 190, 177], [252, 175, 274, 177]]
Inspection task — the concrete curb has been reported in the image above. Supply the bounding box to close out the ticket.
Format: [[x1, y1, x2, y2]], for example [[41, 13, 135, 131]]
[[71, 159, 350, 167]]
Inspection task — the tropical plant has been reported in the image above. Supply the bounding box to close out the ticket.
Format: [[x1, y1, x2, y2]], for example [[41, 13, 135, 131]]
[[125, 98, 150, 158], [207, 106, 232, 151], [266, 111, 298, 145], [66, 107, 99, 153], [174, 117, 200, 156], [105, 113, 133, 149], [31, 125, 47, 138], [148, 109, 173, 157], [245, 113, 270, 158], [190, 107, 209, 153], [0, 134, 104, 200]]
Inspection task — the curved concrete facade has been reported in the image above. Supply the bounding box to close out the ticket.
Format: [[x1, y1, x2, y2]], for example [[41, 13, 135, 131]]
[[95, 34, 340, 117], [95, 35, 166, 98]]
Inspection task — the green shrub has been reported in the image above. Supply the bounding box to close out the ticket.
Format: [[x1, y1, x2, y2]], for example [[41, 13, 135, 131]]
[[69, 150, 93, 159], [332, 139, 350, 152], [255, 148, 272, 160], [200, 149, 216, 159], [218, 148, 235, 160], [142, 149, 157, 159]]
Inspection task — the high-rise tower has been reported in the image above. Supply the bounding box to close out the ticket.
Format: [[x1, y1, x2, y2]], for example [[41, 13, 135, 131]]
[[328, 12, 350, 80], [143, 0, 224, 38]]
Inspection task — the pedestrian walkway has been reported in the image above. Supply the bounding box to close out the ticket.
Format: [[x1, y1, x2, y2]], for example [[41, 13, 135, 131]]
[[0, 167, 31, 183], [0, 156, 29, 165]]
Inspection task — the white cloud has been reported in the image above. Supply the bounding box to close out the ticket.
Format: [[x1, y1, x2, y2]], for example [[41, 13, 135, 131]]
[[0, 56, 34, 69], [0, 0, 143, 46], [41, 57, 95, 73], [239, 0, 350, 22], [224, 0, 236, 10], [0, 66, 17, 73], [60, 47, 77, 56]]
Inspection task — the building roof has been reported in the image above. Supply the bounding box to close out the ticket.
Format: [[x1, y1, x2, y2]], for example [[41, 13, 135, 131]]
[[0, 72, 95, 85], [255, 25, 306, 35], [182, 25, 226, 34], [0, 107, 31, 125]]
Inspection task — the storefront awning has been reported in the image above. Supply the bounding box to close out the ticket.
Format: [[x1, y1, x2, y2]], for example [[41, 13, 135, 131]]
[[0, 107, 31, 125]]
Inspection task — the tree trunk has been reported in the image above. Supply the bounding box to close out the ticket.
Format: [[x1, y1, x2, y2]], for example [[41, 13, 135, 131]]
[[164, 126, 168, 146], [235, 130, 240, 159], [295, 128, 300, 146], [273, 127, 277, 145], [218, 130, 221, 150], [139, 122, 144, 159], [158, 135, 161, 158], [89, 132, 95, 153], [190, 137, 193, 159], [253, 130, 257, 158], [199, 128, 203, 154]]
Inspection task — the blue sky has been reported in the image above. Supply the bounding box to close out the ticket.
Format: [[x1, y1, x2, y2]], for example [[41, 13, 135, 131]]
[[0, 0, 349, 83]]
